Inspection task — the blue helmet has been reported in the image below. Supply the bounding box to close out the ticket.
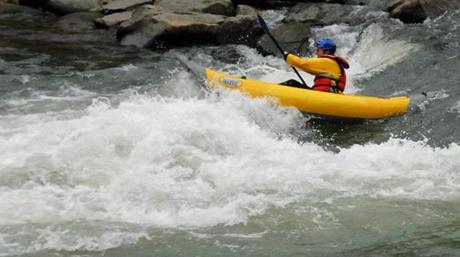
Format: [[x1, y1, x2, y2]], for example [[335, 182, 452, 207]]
[[314, 38, 336, 52]]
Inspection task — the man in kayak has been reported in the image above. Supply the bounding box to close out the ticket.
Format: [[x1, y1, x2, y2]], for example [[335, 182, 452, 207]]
[[280, 38, 350, 93]]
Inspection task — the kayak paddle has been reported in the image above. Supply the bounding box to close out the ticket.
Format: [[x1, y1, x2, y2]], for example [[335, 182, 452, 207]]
[[256, 14, 309, 88]]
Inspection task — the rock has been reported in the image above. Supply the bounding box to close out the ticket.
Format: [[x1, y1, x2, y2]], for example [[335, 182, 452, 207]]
[[386, 0, 425, 23], [232, 0, 300, 8], [0, 2, 43, 15], [44, 0, 99, 15], [95, 10, 132, 27], [117, 5, 262, 49], [286, 3, 356, 25], [100, 0, 153, 13], [209, 45, 244, 63], [18, 0, 47, 8], [257, 21, 311, 56], [54, 11, 103, 32], [20, 0, 153, 14], [155, 0, 234, 16], [236, 4, 256, 16], [345, 0, 386, 9], [216, 15, 262, 46], [420, 0, 460, 18], [0, 0, 19, 4], [387, 0, 460, 23]]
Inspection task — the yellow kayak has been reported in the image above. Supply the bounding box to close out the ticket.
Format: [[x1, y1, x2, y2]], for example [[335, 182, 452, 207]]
[[206, 68, 410, 120]]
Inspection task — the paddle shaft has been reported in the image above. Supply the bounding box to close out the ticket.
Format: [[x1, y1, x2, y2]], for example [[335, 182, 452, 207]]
[[256, 15, 309, 88]]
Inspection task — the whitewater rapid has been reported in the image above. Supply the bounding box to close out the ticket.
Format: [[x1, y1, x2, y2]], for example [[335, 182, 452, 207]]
[[1, 81, 460, 255], [1, 8, 460, 257]]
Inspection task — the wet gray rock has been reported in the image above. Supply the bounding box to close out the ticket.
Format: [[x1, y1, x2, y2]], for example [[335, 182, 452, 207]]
[[100, 0, 152, 13], [95, 10, 132, 27], [116, 5, 261, 49], [345, 0, 386, 9], [18, 0, 47, 8], [54, 11, 103, 32], [155, 0, 234, 16], [286, 3, 355, 25], [44, 0, 99, 14], [387, 0, 460, 23], [216, 15, 261, 46], [257, 21, 311, 56], [236, 4, 256, 16], [0, 0, 19, 4], [233, 0, 309, 8], [386, 0, 425, 23], [0, 2, 43, 15], [420, 0, 460, 18]]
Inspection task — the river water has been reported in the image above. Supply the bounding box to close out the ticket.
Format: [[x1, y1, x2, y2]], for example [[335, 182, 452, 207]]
[[1, 6, 460, 257]]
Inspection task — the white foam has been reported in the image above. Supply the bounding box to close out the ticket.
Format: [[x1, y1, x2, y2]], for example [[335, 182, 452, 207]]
[[448, 100, 460, 114], [261, 9, 288, 28], [1, 89, 460, 254], [117, 64, 138, 72], [0, 223, 148, 256]]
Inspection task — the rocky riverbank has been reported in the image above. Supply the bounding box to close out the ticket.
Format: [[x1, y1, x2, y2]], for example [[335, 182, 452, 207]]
[[1, 0, 459, 56]]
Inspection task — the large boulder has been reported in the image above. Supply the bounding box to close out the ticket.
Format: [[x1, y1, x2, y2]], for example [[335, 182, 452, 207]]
[[155, 0, 234, 16], [0, 2, 43, 15], [0, 0, 19, 4], [420, 0, 460, 18], [286, 3, 356, 25], [232, 0, 328, 8], [387, 0, 460, 23], [257, 21, 311, 56], [18, 0, 46, 8], [95, 10, 132, 27], [54, 11, 103, 31], [386, 0, 426, 23], [100, 0, 152, 13], [21, 0, 153, 15], [236, 4, 256, 16], [116, 5, 261, 48], [44, 0, 99, 14], [345, 0, 386, 9]]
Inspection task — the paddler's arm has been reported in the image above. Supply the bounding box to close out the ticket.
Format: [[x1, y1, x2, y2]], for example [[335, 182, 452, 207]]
[[285, 53, 339, 78]]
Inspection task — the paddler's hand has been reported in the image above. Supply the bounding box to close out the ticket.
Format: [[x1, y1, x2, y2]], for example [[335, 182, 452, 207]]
[[283, 51, 289, 61]]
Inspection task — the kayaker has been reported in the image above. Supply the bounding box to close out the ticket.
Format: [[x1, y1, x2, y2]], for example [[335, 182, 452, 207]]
[[281, 38, 350, 93]]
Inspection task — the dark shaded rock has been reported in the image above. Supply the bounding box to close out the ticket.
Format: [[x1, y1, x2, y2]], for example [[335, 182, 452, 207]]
[[19, 0, 47, 8], [286, 3, 355, 25], [210, 46, 244, 63], [236, 4, 256, 16], [44, 0, 99, 15], [0, 0, 18, 4], [420, 0, 460, 18], [117, 5, 262, 49], [344, 0, 386, 9], [233, 0, 348, 9], [20, 0, 154, 15], [216, 15, 262, 46], [387, 0, 460, 23], [0, 2, 43, 15], [257, 21, 311, 56], [155, 0, 235, 16], [95, 11, 132, 27], [100, 0, 153, 13], [387, 0, 426, 23], [232, 0, 303, 8], [54, 11, 103, 32]]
